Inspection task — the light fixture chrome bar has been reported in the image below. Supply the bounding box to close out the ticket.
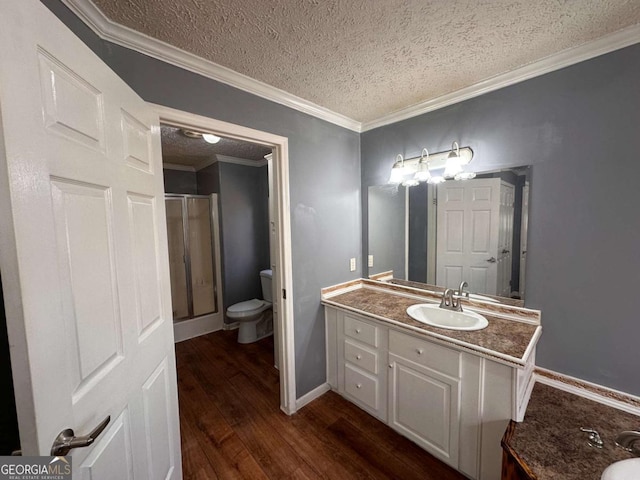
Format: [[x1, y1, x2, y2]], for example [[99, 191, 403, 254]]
[[401, 146, 473, 171]]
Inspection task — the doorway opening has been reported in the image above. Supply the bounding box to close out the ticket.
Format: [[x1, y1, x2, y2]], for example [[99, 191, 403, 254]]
[[154, 105, 296, 415]]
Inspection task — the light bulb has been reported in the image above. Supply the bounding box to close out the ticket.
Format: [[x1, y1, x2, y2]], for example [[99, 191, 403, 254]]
[[202, 133, 221, 144]]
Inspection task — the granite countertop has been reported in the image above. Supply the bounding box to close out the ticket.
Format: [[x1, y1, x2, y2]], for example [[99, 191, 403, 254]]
[[323, 286, 540, 364], [507, 383, 639, 479]]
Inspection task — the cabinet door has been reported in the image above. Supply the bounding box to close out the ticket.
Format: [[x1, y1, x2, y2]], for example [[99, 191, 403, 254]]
[[389, 353, 460, 469]]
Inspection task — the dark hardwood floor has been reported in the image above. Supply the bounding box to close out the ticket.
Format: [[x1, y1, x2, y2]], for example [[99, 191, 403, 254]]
[[176, 330, 466, 480]]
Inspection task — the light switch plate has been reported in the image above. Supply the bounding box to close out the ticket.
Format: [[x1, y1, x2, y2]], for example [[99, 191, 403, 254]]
[[368, 255, 374, 267], [349, 257, 356, 272]]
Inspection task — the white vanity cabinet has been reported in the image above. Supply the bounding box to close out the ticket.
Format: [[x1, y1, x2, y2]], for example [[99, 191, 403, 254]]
[[336, 312, 388, 421], [325, 306, 533, 480], [388, 330, 461, 468]]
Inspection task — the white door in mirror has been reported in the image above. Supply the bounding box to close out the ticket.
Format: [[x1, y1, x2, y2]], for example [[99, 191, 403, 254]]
[[601, 458, 640, 480], [406, 304, 488, 331]]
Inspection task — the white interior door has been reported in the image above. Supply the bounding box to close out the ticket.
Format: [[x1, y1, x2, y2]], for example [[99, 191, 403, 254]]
[[436, 179, 501, 295], [0, 2, 182, 478]]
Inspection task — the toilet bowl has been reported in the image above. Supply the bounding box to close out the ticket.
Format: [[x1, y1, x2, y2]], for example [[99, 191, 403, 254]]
[[226, 269, 273, 344]]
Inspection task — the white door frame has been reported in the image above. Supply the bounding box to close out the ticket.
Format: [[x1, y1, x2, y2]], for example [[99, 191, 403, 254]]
[[152, 104, 297, 415]]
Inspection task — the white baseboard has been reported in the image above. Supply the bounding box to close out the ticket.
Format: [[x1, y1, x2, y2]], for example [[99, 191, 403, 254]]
[[173, 313, 223, 343], [295, 383, 331, 411], [223, 321, 239, 331]]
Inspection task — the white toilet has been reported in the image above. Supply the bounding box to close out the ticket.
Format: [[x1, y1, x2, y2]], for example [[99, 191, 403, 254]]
[[226, 269, 273, 344]]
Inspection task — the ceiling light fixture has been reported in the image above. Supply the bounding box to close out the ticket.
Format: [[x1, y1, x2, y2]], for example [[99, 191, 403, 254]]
[[181, 129, 221, 144], [202, 133, 221, 144]]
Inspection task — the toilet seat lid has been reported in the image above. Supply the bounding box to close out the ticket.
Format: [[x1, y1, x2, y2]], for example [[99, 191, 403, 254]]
[[228, 299, 267, 314]]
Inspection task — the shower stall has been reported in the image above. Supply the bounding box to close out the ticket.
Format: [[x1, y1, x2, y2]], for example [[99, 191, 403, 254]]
[[165, 194, 223, 340]]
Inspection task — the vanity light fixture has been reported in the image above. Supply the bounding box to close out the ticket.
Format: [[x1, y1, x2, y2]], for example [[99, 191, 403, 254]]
[[414, 148, 432, 182], [388, 143, 474, 186], [454, 171, 477, 181], [181, 129, 222, 144], [443, 141, 463, 178], [389, 154, 409, 184]]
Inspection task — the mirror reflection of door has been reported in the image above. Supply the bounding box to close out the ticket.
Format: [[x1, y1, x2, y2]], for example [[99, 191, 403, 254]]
[[436, 179, 513, 295]]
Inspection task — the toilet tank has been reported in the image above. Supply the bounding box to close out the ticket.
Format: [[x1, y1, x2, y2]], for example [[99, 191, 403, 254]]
[[259, 269, 273, 302]]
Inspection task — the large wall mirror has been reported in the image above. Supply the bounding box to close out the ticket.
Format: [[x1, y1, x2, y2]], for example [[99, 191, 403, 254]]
[[368, 166, 531, 303]]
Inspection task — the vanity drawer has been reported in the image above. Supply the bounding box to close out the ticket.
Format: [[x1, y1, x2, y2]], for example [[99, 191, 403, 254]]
[[343, 314, 379, 347], [344, 364, 379, 412], [344, 339, 378, 374], [389, 330, 460, 378]]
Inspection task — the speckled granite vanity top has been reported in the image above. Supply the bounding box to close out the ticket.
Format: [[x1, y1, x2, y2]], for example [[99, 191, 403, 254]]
[[506, 382, 640, 479], [322, 280, 541, 365]]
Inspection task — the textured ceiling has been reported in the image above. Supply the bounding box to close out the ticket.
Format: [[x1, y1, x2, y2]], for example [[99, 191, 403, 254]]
[[160, 125, 271, 168], [93, 0, 640, 123]]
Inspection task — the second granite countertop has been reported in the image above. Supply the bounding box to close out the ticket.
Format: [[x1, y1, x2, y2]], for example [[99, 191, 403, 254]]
[[505, 382, 640, 480]]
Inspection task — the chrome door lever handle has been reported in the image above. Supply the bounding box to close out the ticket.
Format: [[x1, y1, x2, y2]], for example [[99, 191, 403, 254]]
[[51, 416, 110, 456], [486, 257, 497, 263]]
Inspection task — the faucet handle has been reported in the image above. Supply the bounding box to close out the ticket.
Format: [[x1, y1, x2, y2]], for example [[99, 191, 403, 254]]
[[580, 427, 604, 448]]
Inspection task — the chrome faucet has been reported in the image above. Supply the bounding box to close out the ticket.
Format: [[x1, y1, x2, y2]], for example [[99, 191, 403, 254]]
[[439, 288, 463, 312], [616, 431, 640, 455], [457, 281, 469, 299]]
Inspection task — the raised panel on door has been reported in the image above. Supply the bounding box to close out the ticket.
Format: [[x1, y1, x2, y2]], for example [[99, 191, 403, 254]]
[[128, 193, 163, 340], [443, 265, 463, 290], [38, 48, 106, 152], [389, 355, 459, 468], [142, 358, 176, 480], [50, 178, 124, 401], [79, 410, 134, 480]]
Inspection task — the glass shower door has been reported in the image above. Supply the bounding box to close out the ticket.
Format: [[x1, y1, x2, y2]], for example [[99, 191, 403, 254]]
[[165, 198, 189, 320], [187, 197, 217, 316], [165, 195, 219, 321]]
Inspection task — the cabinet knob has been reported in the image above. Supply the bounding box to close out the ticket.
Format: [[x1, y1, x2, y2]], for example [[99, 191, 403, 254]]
[[356, 383, 362, 389], [356, 354, 362, 360], [389, 364, 393, 368], [355, 328, 361, 334], [416, 348, 424, 355]]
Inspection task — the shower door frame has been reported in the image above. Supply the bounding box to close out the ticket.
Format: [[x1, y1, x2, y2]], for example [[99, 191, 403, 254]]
[[165, 193, 223, 322]]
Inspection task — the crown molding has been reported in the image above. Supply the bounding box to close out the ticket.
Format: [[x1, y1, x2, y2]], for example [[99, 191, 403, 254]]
[[162, 163, 195, 172], [361, 23, 640, 132], [61, 0, 640, 134], [59, 0, 362, 132], [216, 155, 268, 168]]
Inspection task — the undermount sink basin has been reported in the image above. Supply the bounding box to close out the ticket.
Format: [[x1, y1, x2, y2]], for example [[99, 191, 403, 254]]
[[601, 458, 640, 480], [406, 304, 489, 331]]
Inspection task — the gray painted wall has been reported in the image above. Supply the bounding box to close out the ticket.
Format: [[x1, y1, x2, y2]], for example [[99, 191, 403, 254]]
[[362, 44, 640, 395], [368, 185, 406, 278], [196, 162, 221, 196], [163, 169, 198, 194], [44, 0, 362, 398], [214, 163, 270, 318], [408, 183, 429, 283]]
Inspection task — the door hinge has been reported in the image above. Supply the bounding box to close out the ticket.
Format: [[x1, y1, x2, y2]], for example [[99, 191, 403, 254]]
[[282, 289, 286, 299]]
